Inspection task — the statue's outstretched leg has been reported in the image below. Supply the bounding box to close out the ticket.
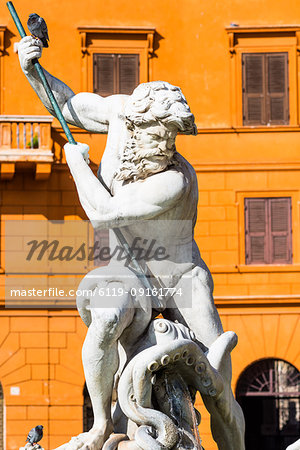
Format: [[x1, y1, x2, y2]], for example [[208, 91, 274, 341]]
[[79, 293, 137, 450], [56, 270, 151, 450], [164, 265, 245, 450], [55, 280, 151, 450], [203, 333, 245, 450]]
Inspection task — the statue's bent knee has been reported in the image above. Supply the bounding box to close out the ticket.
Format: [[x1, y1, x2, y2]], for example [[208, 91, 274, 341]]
[[89, 306, 134, 347], [192, 265, 214, 292]]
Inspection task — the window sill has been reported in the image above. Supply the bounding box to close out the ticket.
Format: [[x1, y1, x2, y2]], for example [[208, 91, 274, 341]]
[[211, 264, 300, 273], [196, 125, 300, 134], [215, 294, 300, 307]]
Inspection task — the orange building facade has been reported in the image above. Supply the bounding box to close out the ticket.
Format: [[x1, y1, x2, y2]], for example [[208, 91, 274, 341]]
[[0, 0, 299, 449]]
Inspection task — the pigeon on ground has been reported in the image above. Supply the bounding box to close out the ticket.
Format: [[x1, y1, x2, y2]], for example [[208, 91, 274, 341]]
[[26, 425, 43, 445], [27, 14, 49, 48]]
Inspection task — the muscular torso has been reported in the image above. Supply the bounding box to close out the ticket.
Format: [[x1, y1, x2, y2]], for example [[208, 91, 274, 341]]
[[97, 109, 202, 284]]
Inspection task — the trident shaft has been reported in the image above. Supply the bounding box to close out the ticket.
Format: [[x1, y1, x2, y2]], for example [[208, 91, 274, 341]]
[[6, 1, 164, 311]]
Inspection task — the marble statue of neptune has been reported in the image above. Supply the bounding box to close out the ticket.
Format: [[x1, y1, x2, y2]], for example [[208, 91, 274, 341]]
[[17, 36, 245, 450]]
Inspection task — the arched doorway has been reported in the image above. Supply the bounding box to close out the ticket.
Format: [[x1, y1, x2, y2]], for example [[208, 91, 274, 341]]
[[236, 358, 300, 450]]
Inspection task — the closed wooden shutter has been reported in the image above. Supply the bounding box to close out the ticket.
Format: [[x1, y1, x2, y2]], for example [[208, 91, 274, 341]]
[[93, 54, 116, 97], [245, 198, 268, 264], [118, 54, 139, 95], [269, 198, 292, 263], [242, 52, 289, 126], [266, 53, 289, 124], [93, 53, 139, 97], [245, 197, 292, 264], [243, 54, 265, 125]]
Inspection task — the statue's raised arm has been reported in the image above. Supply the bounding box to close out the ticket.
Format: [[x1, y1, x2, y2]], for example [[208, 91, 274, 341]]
[[17, 35, 125, 133]]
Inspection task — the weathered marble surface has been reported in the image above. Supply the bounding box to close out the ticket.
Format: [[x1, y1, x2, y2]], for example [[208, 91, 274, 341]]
[[107, 318, 237, 449]]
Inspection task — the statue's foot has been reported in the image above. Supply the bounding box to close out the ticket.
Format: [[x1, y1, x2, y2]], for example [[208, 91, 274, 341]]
[[54, 422, 113, 450]]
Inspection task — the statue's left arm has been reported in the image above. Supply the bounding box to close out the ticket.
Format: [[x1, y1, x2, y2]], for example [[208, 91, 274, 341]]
[[64, 143, 187, 228]]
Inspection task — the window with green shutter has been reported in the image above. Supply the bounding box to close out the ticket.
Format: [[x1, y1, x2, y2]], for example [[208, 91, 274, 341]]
[[245, 197, 292, 264], [93, 53, 139, 97], [242, 53, 289, 126]]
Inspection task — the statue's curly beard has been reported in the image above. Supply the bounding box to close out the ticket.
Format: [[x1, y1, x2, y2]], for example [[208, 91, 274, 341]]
[[115, 137, 177, 182]]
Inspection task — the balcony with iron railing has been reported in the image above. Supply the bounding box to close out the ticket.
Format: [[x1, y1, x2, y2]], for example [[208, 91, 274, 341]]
[[0, 115, 54, 180]]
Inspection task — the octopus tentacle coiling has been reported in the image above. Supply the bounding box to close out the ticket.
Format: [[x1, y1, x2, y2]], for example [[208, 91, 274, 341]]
[[112, 319, 237, 449]]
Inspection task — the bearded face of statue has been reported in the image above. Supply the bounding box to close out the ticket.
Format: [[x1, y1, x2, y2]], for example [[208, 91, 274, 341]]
[[115, 122, 178, 182]]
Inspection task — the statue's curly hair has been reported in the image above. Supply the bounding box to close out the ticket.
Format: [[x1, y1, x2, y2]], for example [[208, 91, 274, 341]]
[[124, 81, 197, 135]]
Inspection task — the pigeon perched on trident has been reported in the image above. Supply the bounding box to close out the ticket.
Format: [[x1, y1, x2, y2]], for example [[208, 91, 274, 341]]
[[27, 13, 49, 47]]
